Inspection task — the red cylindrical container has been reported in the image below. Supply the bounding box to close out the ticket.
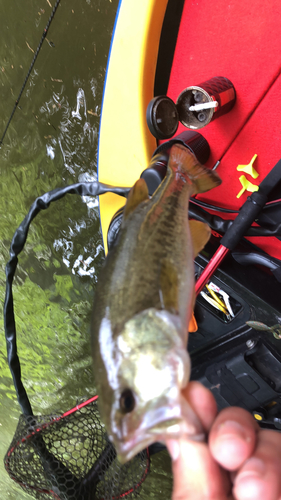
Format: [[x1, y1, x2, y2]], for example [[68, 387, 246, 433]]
[[140, 130, 211, 195], [153, 130, 210, 165], [176, 76, 236, 129]]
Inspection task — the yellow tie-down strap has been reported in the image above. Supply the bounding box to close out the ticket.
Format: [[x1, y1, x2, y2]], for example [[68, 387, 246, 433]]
[[98, 0, 168, 254]]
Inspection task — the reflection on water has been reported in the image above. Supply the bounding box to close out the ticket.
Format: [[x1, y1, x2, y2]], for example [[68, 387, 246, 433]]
[[71, 88, 87, 120], [0, 0, 172, 498]]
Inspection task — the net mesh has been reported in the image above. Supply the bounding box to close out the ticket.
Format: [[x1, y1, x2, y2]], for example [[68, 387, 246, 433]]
[[4, 398, 150, 500]]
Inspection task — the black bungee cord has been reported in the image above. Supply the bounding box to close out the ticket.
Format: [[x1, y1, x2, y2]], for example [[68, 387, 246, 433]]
[[0, 0, 61, 147], [4, 181, 130, 416]]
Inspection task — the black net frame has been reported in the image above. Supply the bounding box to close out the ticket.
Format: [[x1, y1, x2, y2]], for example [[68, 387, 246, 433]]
[[4, 396, 150, 500], [3, 181, 150, 499]]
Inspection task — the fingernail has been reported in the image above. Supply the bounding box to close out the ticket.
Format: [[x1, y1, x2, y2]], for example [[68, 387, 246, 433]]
[[217, 420, 251, 442], [234, 457, 266, 486], [166, 439, 180, 461]]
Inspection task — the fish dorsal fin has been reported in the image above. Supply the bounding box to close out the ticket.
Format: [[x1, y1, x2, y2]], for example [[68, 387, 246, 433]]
[[189, 220, 211, 257], [159, 258, 179, 313], [168, 144, 222, 195], [123, 178, 149, 219]]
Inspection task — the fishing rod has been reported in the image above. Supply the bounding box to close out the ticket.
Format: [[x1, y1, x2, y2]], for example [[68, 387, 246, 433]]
[[195, 158, 281, 294], [0, 0, 61, 147]]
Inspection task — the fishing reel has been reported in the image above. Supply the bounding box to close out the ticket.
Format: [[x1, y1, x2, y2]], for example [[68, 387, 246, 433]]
[[107, 130, 211, 250]]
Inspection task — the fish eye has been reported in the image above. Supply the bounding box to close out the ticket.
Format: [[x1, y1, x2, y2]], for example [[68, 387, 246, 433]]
[[119, 389, 135, 413]]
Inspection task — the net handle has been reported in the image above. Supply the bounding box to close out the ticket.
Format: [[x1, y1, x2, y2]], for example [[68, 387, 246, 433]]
[[4, 181, 130, 416]]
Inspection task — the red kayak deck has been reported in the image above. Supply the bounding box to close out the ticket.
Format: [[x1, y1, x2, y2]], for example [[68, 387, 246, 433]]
[[165, 0, 281, 259]]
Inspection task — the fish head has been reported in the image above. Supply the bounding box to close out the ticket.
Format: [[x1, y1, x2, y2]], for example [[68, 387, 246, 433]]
[[98, 308, 204, 463]]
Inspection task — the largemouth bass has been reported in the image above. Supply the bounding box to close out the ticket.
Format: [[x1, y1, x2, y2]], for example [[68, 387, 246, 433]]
[[91, 144, 221, 462]]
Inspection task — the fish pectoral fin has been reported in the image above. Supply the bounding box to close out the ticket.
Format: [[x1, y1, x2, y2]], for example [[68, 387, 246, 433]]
[[188, 312, 198, 332], [189, 220, 211, 257], [159, 258, 179, 312], [123, 178, 149, 218]]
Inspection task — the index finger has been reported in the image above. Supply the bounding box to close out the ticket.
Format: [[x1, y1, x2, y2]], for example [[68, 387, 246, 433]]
[[183, 381, 218, 432]]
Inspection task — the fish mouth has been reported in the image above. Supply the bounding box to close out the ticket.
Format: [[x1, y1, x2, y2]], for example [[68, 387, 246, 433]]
[[115, 416, 204, 464]]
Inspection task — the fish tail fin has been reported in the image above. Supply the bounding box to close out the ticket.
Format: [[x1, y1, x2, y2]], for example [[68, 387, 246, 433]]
[[168, 144, 221, 194]]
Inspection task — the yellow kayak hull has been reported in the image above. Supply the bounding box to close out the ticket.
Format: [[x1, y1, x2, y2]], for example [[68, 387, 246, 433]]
[[98, 0, 168, 254]]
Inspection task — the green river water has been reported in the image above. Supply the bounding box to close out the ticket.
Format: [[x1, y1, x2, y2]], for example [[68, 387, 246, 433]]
[[0, 0, 172, 498]]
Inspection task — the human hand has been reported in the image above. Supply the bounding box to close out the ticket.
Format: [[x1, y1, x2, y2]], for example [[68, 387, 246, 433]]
[[166, 381, 281, 500]]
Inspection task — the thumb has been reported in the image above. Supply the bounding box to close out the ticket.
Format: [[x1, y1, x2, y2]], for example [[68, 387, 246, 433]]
[[166, 438, 228, 500]]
